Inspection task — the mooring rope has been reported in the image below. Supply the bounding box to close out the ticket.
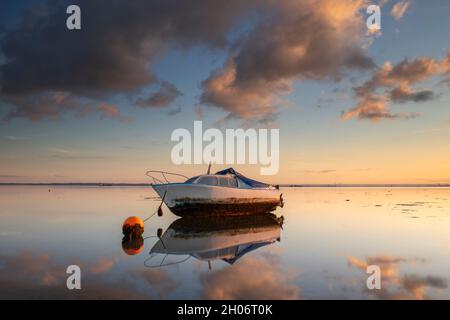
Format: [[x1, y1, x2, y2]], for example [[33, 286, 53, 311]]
[[143, 190, 167, 222], [143, 210, 158, 223]]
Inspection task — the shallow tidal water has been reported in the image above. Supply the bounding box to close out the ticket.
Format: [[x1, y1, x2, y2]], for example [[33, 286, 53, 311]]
[[0, 186, 449, 300]]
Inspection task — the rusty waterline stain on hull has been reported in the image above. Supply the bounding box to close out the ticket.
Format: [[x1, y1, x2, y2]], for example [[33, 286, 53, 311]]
[[169, 198, 282, 217]]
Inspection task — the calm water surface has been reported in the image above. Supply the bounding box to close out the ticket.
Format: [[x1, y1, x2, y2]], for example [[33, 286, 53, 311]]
[[1, 186, 449, 299]]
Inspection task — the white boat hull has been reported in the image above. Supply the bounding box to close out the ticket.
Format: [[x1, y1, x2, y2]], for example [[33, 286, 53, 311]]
[[151, 183, 282, 216]]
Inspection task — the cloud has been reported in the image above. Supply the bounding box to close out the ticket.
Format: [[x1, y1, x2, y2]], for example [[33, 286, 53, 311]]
[[200, 253, 299, 299], [0, 0, 258, 122], [0, 0, 254, 95], [347, 255, 447, 299], [201, 0, 375, 123], [1, 91, 84, 122], [0, 251, 177, 299], [4, 0, 444, 124], [0, 174, 24, 178], [303, 169, 338, 174], [3, 135, 29, 141], [390, 84, 434, 103], [47, 147, 108, 160], [49, 147, 78, 155], [342, 52, 450, 121], [96, 102, 133, 123], [75, 105, 94, 119], [442, 51, 450, 85], [167, 105, 182, 116], [50, 154, 108, 160], [90, 257, 115, 274], [136, 81, 183, 108], [341, 94, 420, 121], [201, 58, 289, 121], [131, 268, 178, 299], [391, 1, 410, 20], [401, 275, 448, 299], [194, 105, 204, 120]]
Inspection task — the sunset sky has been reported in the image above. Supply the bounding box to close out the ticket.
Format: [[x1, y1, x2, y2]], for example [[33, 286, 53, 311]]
[[0, 0, 449, 184]]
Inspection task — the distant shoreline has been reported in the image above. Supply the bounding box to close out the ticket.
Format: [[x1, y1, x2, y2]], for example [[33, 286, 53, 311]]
[[1, 183, 449, 188]]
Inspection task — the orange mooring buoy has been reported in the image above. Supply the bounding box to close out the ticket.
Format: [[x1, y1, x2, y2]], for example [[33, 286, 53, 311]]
[[122, 216, 144, 238], [122, 216, 145, 256]]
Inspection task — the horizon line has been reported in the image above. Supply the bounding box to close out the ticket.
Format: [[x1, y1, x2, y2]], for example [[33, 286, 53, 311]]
[[1, 182, 450, 187]]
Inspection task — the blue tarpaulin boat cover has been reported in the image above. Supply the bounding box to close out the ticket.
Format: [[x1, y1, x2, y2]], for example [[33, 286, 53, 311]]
[[215, 168, 271, 188], [222, 242, 273, 265]]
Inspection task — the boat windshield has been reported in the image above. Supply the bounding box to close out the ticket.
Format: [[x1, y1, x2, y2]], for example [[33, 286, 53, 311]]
[[218, 176, 238, 187], [196, 176, 218, 186], [185, 175, 199, 183], [227, 177, 238, 187], [192, 175, 238, 188]]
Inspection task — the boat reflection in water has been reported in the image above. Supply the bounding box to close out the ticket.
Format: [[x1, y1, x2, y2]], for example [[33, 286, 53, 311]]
[[144, 213, 284, 268], [122, 235, 144, 255]]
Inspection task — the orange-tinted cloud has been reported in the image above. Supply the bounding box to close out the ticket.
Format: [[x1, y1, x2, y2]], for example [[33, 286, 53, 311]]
[[136, 81, 183, 108], [90, 257, 115, 274], [201, 0, 374, 123], [391, 1, 411, 20], [2, 94, 133, 123], [0, 252, 149, 299], [342, 52, 450, 121], [401, 274, 447, 300], [200, 253, 299, 299], [1, 92, 82, 123], [131, 268, 178, 299], [201, 59, 289, 123], [347, 255, 447, 300], [96, 103, 134, 123]]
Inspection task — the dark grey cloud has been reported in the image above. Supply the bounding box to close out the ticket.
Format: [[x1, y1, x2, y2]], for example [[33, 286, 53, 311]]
[[167, 105, 182, 116], [1, 92, 84, 122], [136, 81, 182, 108], [96, 102, 134, 123], [0, 0, 258, 122], [390, 86, 434, 103], [402, 274, 448, 292], [1, 0, 256, 95]]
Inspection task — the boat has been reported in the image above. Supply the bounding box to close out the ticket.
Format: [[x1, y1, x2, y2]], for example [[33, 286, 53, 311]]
[[147, 167, 283, 217], [145, 213, 283, 268]]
